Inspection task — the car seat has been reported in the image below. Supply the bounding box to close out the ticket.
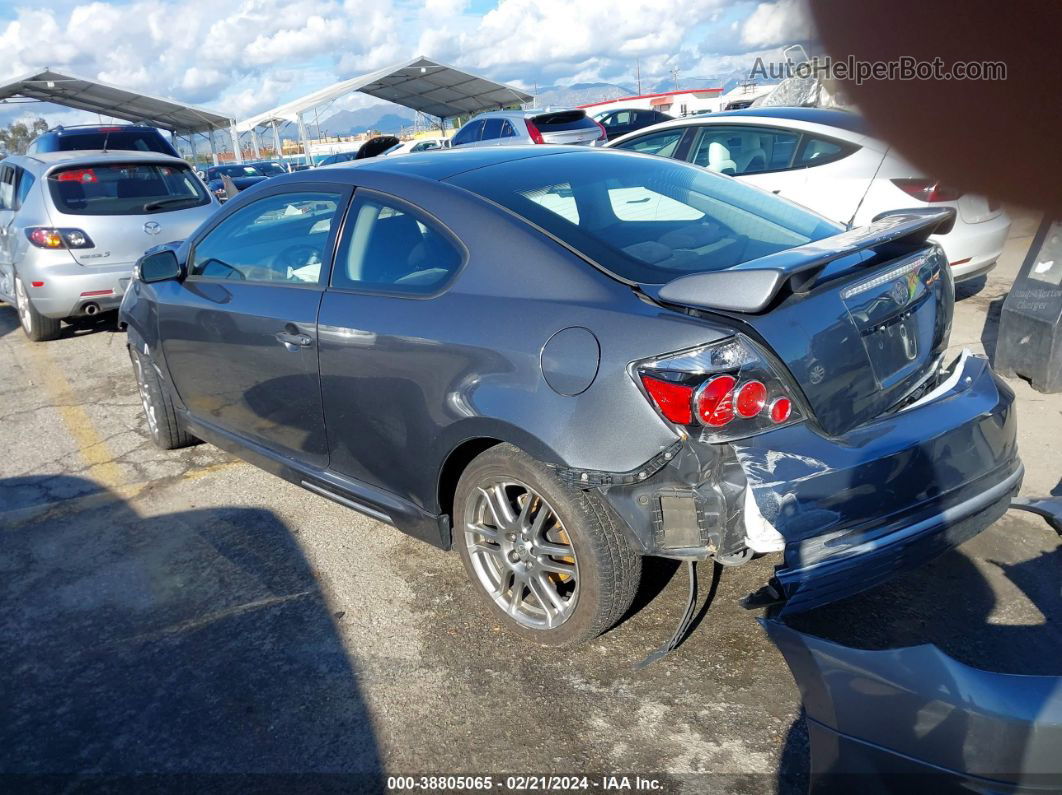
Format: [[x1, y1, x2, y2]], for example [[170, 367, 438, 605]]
[[706, 141, 737, 176], [735, 135, 768, 173]]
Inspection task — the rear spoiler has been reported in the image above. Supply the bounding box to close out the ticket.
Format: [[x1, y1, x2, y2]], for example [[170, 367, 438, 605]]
[[647, 207, 956, 314]]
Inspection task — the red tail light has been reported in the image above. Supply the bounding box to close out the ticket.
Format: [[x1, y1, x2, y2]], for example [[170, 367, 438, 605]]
[[593, 119, 608, 141], [640, 375, 694, 424], [524, 119, 545, 144], [636, 337, 802, 441], [891, 178, 963, 203], [26, 227, 95, 249]]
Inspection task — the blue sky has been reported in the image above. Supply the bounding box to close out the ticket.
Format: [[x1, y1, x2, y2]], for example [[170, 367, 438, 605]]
[[0, 0, 814, 126]]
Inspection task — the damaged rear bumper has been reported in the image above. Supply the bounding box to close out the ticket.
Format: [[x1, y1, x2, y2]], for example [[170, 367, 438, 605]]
[[762, 618, 1062, 793], [734, 351, 1021, 614]]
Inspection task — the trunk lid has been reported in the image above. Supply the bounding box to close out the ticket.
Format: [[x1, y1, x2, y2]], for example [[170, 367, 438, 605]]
[[649, 211, 956, 435]]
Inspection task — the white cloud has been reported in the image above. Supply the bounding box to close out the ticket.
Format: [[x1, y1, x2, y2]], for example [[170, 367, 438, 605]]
[[0, 0, 801, 126], [740, 0, 814, 49]]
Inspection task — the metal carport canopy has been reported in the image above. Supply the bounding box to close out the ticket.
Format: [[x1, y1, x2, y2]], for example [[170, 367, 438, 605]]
[[236, 55, 534, 131], [0, 69, 234, 134]]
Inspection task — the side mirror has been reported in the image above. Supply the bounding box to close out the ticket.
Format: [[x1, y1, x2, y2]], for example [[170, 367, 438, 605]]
[[138, 249, 183, 283]]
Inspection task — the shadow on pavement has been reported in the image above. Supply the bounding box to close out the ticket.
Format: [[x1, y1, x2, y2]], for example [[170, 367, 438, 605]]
[[0, 475, 384, 790]]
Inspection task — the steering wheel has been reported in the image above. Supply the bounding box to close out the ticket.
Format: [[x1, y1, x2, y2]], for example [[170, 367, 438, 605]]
[[275, 244, 321, 272]]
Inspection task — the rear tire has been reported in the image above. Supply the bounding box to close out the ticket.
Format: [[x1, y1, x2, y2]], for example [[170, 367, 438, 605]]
[[130, 347, 196, 450], [454, 444, 641, 647], [15, 275, 61, 342]]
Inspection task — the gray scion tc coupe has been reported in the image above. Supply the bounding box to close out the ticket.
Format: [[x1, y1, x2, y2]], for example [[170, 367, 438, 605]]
[[120, 146, 1021, 646]]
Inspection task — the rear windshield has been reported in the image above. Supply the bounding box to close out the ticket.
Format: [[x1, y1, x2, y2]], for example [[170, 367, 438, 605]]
[[533, 111, 595, 132], [449, 151, 840, 284], [54, 131, 175, 155], [48, 162, 210, 216]]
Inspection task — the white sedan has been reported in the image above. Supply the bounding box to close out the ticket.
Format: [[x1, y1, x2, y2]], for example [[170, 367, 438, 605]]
[[383, 137, 451, 156], [607, 107, 1009, 281]]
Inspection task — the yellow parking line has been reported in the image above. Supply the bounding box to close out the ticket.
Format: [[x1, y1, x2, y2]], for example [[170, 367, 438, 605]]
[[22, 341, 126, 491]]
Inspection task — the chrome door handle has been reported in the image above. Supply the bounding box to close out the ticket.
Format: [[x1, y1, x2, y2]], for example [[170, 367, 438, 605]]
[[275, 330, 313, 348]]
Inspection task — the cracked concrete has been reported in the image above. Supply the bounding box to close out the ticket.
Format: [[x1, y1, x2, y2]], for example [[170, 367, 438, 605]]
[[0, 207, 1058, 791]]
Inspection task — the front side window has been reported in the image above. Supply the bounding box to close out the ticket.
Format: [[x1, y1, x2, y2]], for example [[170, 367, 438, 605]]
[[689, 125, 801, 175], [450, 151, 839, 285], [611, 128, 685, 158], [0, 166, 15, 210], [332, 193, 463, 295], [48, 162, 210, 216], [191, 191, 342, 284]]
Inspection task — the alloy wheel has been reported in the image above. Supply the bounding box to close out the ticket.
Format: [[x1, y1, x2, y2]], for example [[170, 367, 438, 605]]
[[133, 355, 160, 436], [14, 277, 32, 336], [464, 479, 579, 629]]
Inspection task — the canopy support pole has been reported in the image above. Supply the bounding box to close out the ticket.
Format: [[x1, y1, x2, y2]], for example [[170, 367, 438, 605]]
[[207, 130, 219, 166], [250, 127, 261, 159], [188, 131, 199, 167], [297, 113, 312, 168], [229, 120, 244, 164], [271, 120, 283, 159]]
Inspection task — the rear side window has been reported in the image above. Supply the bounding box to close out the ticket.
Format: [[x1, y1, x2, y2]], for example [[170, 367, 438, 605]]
[[499, 121, 518, 138], [450, 151, 839, 285], [54, 130, 175, 156], [48, 162, 209, 216], [333, 192, 463, 296], [689, 126, 801, 175], [612, 128, 685, 158], [15, 168, 35, 209], [482, 118, 504, 140], [452, 120, 484, 146], [795, 136, 858, 167]]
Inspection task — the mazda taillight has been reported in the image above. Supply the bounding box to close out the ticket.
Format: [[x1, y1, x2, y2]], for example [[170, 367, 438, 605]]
[[891, 178, 963, 203], [26, 227, 95, 249], [593, 119, 607, 142], [524, 119, 545, 144], [635, 337, 802, 441]]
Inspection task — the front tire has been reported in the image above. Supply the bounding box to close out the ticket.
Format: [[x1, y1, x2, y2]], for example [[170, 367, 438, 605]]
[[130, 348, 196, 450], [454, 444, 641, 647], [15, 275, 61, 342]]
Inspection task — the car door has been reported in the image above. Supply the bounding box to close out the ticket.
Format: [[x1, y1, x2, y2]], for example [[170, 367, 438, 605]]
[[316, 188, 465, 500], [156, 185, 350, 466], [0, 164, 27, 302]]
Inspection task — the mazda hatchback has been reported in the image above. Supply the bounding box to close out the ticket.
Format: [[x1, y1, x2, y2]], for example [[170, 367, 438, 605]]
[[120, 147, 1021, 646], [0, 151, 218, 341]]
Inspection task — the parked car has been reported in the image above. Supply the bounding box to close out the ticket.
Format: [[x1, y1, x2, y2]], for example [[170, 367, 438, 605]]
[[590, 107, 672, 141], [120, 147, 1020, 646], [450, 109, 606, 149], [26, 124, 180, 158], [384, 137, 451, 156], [607, 107, 1010, 281], [0, 150, 218, 341], [203, 164, 270, 200]]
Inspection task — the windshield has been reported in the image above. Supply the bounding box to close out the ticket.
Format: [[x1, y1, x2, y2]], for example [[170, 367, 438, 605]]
[[251, 162, 287, 176], [55, 130, 175, 155], [448, 151, 839, 284], [48, 162, 210, 216], [208, 165, 266, 179]]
